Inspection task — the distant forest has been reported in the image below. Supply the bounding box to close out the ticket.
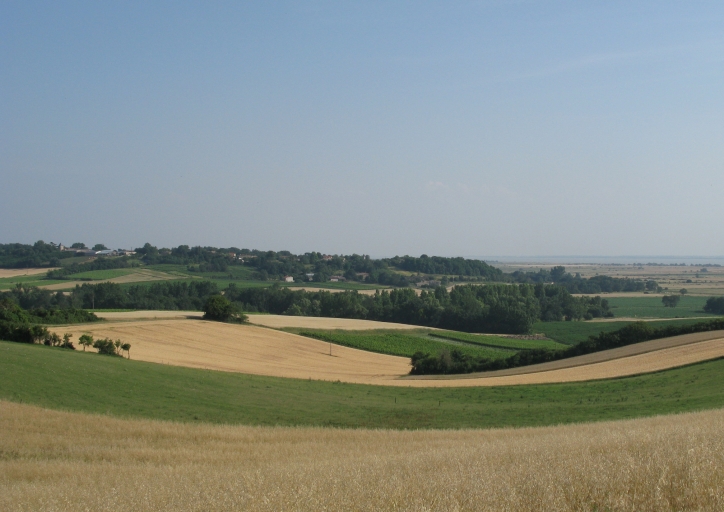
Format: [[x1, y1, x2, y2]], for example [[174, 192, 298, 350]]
[[1, 241, 658, 294], [2, 280, 611, 334]]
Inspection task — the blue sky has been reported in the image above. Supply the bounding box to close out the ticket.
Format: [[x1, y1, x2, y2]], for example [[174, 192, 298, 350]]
[[2, 1, 723, 257]]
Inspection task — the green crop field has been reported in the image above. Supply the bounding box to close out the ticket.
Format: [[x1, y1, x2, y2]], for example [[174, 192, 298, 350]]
[[532, 318, 719, 345], [0, 275, 68, 290], [67, 268, 138, 280], [606, 295, 715, 319], [429, 331, 567, 351], [287, 329, 515, 359], [2, 341, 724, 429]]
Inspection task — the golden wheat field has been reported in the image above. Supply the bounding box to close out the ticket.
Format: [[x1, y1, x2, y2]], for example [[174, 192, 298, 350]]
[[1, 401, 723, 511], [51, 320, 724, 387], [245, 313, 430, 330], [0, 268, 54, 278]]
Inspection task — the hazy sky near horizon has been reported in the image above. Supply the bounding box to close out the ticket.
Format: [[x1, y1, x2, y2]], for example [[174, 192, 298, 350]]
[[2, 1, 723, 257]]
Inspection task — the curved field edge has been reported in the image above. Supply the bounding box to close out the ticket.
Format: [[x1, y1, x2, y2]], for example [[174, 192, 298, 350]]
[[2, 340, 724, 429]]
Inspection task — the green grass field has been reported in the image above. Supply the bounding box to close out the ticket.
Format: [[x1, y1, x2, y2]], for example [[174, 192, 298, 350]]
[[287, 329, 514, 359], [606, 295, 715, 319], [430, 331, 567, 351], [0, 275, 68, 290], [66, 268, 139, 280], [2, 340, 724, 429], [532, 318, 717, 345]]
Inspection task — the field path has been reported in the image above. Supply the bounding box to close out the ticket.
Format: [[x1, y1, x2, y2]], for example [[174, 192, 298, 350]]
[[50, 316, 724, 387]]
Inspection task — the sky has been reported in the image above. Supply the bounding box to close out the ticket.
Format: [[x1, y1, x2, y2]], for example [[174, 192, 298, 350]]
[[2, 1, 723, 258]]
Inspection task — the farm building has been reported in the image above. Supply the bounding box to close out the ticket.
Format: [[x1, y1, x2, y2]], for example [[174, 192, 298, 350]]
[[283, 276, 294, 282]]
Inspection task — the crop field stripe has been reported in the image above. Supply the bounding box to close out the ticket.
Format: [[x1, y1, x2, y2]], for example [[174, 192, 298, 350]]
[[429, 331, 567, 351], [293, 329, 514, 359]]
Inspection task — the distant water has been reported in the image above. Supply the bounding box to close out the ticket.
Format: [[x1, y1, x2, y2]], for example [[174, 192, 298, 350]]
[[474, 256, 724, 266]]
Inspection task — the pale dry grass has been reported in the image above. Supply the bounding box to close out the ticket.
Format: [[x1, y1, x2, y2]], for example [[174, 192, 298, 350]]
[[53, 320, 412, 383], [50, 320, 724, 387], [247, 314, 429, 330], [1, 401, 724, 511], [96, 310, 203, 321], [0, 268, 54, 278]]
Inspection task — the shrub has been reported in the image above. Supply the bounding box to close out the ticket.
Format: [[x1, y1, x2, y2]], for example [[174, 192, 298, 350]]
[[203, 295, 247, 323]]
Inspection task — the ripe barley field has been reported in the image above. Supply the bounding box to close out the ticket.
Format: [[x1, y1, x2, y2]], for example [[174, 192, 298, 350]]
[[49, 318, 724, 386], [1, 401, 723, 511]]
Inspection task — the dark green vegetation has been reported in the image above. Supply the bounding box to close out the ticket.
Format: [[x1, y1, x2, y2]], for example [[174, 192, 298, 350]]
[[532, 318, 710, 345], [509, 265, 659, 294], [2, 340, 724, 429], [428, 331, 567, 351], [410, 318, 724, 375], [203, 295, 247, 323], [46, 256, 139, 279], [289, 329, 514, 359], [0, 241, 77, 268], [0, 299, 98, 345], [227, 283, 611, 334], [704, 297, 724, 315], [606, 295, 714, 319]]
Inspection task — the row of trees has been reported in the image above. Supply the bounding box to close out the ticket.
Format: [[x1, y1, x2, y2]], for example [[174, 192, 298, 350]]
[[411, 318, 724, 375], [226, 283, 612, 334], [508, 266, 659, 294], [46, 256, 139, 279], [704, 297, 724, 314], [0, 241, 78, 268]]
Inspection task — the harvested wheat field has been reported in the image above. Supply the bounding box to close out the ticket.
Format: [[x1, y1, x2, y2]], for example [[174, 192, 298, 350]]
[[51, 320, 724, 387], [2, 400, 723, 511], [246, 313, 428, 330], [54, 320, 412, 383], [96, 310, 203, 321], [0, 268, 54, 278]]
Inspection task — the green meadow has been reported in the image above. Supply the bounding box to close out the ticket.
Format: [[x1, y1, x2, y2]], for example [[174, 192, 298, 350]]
[[2, 340, 724, 429]]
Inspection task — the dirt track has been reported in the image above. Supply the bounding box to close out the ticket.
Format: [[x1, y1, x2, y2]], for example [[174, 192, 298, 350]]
[[51, 318, 724, 387]]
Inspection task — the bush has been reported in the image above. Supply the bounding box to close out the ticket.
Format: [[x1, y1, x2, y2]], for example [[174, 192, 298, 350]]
[[704, 297, 724, 315], [203, 295, 247, 323]]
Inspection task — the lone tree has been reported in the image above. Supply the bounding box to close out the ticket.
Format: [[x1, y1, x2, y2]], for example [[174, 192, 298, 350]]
[[662, 295, 681, 308], [121, 342, 131, 359], [203, 295, 247, 323], [78, 334, 94, 351]]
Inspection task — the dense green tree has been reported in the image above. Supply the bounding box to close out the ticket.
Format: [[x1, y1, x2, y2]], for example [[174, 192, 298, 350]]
[[662, 295, 681, 308], [704, 297, 724, 315]]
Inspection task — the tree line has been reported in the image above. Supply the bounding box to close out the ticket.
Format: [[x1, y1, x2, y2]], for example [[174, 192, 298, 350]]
[[410, 318, 724, 375], [46, 256, 139, 279], [507, 266, 659, 293], [0, 299, 97, 345], [226, 283, 612, 334]]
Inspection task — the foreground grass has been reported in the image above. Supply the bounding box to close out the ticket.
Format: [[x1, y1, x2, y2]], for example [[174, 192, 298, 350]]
[[3, 401, 723, 511], [2, 340, 724, 429], [287, 328, 514, 359]]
